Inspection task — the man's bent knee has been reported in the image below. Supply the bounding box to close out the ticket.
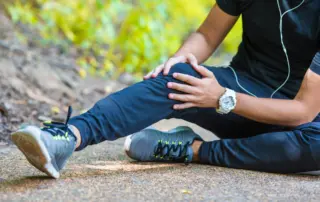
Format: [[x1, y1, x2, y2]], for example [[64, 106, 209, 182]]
[[168, 63, 201, 78]]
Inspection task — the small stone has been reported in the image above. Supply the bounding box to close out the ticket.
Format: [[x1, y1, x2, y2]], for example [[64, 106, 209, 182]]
[[37, 184, 49, 189], [105, 86, 113, 94], [10, 117, 21, 123], [118, 72, 135, 85], [0, 102, 10, 116], [38, 115, 51, 122], [31, 110, 38, 116]]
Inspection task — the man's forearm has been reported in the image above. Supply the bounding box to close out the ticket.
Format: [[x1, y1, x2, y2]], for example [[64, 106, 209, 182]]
[[233, 93, 315, 127], [173, 4, 238, 64], [173, 32, 216, 64]]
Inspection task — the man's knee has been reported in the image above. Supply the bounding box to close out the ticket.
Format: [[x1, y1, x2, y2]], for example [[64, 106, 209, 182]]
[[168, 63, 200, 78]]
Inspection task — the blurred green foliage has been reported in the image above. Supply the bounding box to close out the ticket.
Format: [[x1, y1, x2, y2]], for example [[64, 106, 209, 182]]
[[6, 0, 242, 78]]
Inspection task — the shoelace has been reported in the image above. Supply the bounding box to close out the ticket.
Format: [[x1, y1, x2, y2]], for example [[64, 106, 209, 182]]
[[42, 106, 73, 140], [154, 141, 191, 165]]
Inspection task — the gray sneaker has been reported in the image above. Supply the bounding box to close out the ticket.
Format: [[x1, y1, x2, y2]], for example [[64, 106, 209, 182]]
[[11, 107, 76, 179], [124, 126, 202, 164]]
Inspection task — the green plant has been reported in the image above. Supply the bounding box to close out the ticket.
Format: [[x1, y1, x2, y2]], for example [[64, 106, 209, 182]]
[[6, 0, 242, 79]]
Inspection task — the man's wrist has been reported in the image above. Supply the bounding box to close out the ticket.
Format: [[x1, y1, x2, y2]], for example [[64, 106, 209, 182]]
[[216, 88, 237, 114], [214, 86, 226, 108]]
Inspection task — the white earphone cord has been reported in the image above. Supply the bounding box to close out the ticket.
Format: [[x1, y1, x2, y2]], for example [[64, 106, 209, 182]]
[[229, 0, 305, 98]]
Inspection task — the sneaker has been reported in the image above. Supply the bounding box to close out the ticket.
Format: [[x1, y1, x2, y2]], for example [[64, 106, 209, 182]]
[[124, 126, 202, 164], [11, 107, 77, 179]]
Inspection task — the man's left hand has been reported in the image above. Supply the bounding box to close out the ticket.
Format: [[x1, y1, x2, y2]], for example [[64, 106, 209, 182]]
[[167, 65, 225, 110]]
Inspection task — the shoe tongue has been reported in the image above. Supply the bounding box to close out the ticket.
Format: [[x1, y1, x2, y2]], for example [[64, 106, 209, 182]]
[[161, 144, 181, 157], [161, 147, 169, 156], [67, 125, 77, 141], [160, 143, 193, 162], [44, 124, 76, 140]]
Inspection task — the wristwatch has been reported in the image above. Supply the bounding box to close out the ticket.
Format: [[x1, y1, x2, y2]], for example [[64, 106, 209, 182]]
[[216, 88, 237, 114]]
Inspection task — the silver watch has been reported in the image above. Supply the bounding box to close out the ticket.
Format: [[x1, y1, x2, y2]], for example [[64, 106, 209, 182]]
[[216, 88, 237, 114]]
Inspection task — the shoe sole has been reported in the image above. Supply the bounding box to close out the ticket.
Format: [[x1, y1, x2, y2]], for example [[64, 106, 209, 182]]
[[11, 126, 60, 179], [124, 135, 133, 155]]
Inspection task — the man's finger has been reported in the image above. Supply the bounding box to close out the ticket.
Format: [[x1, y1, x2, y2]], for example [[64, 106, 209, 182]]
[[173, 103, 195, 110], [193, 65, 214, 78], [173, 73, 200, 86], [168, 93, 196, 102], [151, 64, 164, 78], [167, 82, 199, 94], [186, 54, 198, 68], [144, 70, 154, 80], [163, 56, 185, 75]]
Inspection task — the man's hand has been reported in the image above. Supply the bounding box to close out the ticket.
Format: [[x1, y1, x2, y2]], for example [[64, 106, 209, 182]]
[[167, 65, 225, 110], [144, 54, 199, 80]]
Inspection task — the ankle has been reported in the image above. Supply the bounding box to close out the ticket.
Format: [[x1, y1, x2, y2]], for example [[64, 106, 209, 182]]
[[191, 140, 203, 162], [69, 125, 81, 149]]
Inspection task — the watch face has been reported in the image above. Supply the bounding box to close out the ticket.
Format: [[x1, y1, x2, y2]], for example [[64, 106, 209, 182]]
[[221, 96, 235, 109]]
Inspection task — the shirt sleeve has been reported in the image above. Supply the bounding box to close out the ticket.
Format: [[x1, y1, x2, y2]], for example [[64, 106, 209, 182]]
[[310, 51, 320, 75], [216, 0, 252, 16]]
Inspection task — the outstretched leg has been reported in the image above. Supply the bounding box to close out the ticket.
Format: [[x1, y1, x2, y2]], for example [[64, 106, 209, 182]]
[[125, 122, 320, 173], [197, 122, 320, 173]]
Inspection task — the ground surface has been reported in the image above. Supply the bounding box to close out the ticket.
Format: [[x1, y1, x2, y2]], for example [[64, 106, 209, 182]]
[[1, 120, 320, 202], [1, 12, 320, 202]]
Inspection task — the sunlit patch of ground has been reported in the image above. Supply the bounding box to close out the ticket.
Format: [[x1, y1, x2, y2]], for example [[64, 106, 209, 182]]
[[69, 161, 181, 172]]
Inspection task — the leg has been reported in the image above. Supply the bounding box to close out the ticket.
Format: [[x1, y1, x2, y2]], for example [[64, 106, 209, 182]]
[[70, 64, 286, 150], [197, 122, 320, 173], [69, 63, 205, 150]]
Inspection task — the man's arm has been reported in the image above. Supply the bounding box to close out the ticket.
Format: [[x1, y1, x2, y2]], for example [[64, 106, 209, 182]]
[[174, 4, 239, 63], [234, 68, 320, 127], [168, 53, 320, 128], [147, 3, 239, 78]]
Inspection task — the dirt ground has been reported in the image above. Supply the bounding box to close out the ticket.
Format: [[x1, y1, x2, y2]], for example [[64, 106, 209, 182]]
[[0, 12, 129, 144]]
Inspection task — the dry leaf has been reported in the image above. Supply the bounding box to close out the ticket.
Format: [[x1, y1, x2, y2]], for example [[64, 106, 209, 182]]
[[51, 106, 60, 114], [181, 189, 192, 194]]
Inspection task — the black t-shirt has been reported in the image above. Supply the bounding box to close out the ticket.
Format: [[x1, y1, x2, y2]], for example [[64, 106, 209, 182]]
[[217, 0, 320, 98]]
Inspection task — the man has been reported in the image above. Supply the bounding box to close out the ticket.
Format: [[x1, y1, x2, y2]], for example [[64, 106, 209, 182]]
[[11, 0, 320, 178]]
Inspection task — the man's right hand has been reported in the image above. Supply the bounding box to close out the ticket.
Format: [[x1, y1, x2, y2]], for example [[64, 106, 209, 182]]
[[143, 53, 199, 80]]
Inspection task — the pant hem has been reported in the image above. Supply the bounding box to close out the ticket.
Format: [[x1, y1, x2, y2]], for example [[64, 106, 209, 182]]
[[199, 142, 211, 164], [69, 117, 89, 151]]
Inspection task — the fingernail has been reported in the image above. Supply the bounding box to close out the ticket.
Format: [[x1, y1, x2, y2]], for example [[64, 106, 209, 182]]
[[167, 82, 172, 87], [173, 73, 177, 77]]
